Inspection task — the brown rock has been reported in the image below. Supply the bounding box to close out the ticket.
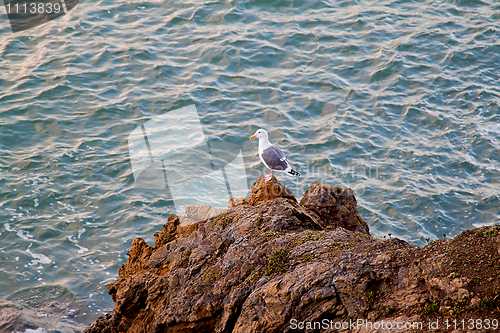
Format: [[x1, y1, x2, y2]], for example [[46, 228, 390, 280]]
[[300, 182, 369, 234], [247, 176, 296, 205], [154, 214, 205, 249], [84, 182, 500, 333], [117, 238, 153, 279], [154, 215, 180, 248]]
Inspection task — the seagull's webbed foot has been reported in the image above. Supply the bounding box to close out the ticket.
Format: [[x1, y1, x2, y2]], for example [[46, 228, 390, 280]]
[[264, 174, 273, 182]]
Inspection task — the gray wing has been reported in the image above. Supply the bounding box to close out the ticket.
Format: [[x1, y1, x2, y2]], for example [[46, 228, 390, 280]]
[[261, 145, 289, 171]]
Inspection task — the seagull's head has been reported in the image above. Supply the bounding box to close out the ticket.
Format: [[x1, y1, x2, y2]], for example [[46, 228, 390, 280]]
[[250, 128, 268, 140]]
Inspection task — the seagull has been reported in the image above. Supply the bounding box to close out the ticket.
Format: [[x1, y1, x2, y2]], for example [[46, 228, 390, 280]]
[[250, 129, 300, 182]]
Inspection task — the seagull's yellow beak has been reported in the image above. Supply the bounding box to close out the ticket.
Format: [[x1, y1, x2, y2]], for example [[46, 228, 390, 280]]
[[250, 135, 256, 139]]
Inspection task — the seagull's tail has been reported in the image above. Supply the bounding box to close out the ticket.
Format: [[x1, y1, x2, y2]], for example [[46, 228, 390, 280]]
[[288, 169, 300, 177]]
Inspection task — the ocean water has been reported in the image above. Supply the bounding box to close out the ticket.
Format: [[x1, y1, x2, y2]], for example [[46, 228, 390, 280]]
[[1, 0, 499, 331]]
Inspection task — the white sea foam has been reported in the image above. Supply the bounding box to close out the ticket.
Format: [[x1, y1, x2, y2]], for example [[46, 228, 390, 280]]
[[472, 221, 499, 229], [77, 228, 86, 238], [67, 235, 89, 254], [18, 329, 48, 333], [17, 230, 34, 240], [482, 124, 500, 135], [27, 244, 52, 266], [6, 222, 35, 240]]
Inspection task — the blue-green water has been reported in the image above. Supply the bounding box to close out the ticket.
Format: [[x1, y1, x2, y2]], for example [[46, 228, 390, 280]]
[[1, 0, 499, 331]]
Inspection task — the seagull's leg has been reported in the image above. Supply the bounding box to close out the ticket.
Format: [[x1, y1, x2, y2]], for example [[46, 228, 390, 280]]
[[264, 169, 273, 182]]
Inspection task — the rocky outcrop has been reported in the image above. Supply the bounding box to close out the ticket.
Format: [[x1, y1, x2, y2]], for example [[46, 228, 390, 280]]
[[299, 182, 369, 234], [85, 177, 500, 333], [247, 176, 296, 205]]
